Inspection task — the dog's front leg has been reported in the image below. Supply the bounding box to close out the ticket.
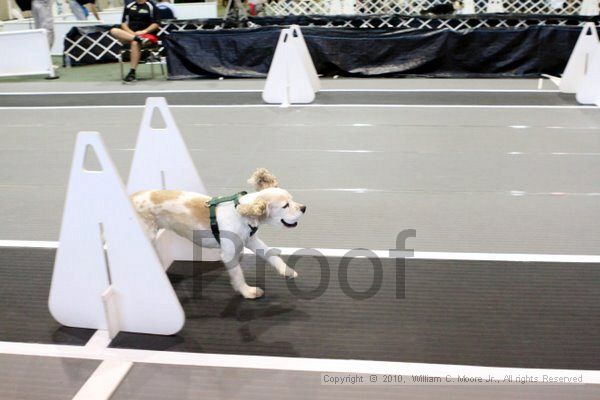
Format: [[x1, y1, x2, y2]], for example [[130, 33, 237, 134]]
[[221, 241, 264, 299], [246, 235, 298, 278]]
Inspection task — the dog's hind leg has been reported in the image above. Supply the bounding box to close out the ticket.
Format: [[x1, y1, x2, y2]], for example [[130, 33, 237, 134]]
[[246, 235, 298, 278], [136, 211, 160, 244]]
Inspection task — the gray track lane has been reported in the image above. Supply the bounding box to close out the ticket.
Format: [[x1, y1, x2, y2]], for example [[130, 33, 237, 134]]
[[112, 363, 600, 400], [109, 255, 600, 370], [0, 91, 577, 107], [0, 354, 99, 400], [1, 103, 600, 253], [0, 78, 553, 94]]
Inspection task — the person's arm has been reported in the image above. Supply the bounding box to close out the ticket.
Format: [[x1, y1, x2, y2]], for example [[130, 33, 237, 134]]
[[89, 3, 100, 21], [122, 23, 136, 34], [120, 4, 135, 34], [137, 22, 159, 35], [144, 4, 161, 34]]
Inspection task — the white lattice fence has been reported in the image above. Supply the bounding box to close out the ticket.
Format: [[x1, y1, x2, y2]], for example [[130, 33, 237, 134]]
[[264, 0, 596, 15], [266, 0, 332, 15]]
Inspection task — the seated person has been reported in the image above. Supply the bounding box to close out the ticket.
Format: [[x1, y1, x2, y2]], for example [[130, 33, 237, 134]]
[[156, 0, 176, 19], [110, 0, 161, 83]]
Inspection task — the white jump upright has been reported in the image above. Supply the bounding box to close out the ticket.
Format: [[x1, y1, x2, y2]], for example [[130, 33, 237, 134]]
[[0, 29, 55, 79], [128, 98, 206, 194], [127, 97, 218, 266], [262, 25, 321, 105], [49, 132, 185, 338], [560, 23, 599, 94], [576, 42, 600, 105]]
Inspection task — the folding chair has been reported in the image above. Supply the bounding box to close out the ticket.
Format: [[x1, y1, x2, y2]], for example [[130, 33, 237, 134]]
[[118, 41, 165, 80]]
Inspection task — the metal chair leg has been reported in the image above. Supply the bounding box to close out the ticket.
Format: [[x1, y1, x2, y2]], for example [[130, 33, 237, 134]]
[[119, 51, 124, 80]]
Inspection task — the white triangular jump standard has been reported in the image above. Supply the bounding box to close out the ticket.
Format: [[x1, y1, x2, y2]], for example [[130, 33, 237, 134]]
[[576, 41, 600, 105], [127, 97, 218, 266], [263, 25, 321, 105], [560, 23, 599, 93], [128, 97, 206, 194], [49, 132, 185, 338]]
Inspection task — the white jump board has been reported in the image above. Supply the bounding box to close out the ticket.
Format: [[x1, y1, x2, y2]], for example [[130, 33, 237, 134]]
[[1, 3, 217, 56], [173, 2, 218, 19], [2, 10, 122, 55], [0, 29, 54, 78]]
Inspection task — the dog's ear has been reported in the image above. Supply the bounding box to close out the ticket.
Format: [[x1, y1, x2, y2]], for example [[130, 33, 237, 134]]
[[238, 198, 268, 218], [247, 168, 278, 191]]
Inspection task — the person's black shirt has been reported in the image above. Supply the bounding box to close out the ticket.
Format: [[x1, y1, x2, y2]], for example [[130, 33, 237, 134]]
[[122, 0, 161, 32], [76, 0, 95, 5]]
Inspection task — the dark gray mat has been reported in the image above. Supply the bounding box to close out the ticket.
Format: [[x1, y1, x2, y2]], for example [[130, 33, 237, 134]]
[[112, 363, 600, 400], [0, 354, 99, 400], [0, 91, 577, 107], [0, 248, 95, 345], [111, 256, 600, 370]]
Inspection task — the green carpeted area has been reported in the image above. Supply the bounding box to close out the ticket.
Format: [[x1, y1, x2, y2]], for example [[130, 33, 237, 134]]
[[0, 56, 168, 83]]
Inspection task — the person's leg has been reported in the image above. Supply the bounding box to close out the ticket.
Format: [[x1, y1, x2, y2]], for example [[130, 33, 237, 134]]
[[88, 3, 101, 21], [32, 0, 54, 47], [130, 40, 141, 70], [69, 0, 86, 20], [110, 28, 143, 81], [31, 0, 41, 29], [109, 27, 136, 43]]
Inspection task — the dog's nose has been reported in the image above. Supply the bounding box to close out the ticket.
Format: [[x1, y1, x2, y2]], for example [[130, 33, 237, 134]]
[[300, 205, 307, 214]]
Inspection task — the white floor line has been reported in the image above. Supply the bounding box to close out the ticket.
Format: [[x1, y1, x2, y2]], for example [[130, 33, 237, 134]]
[[0, 104, 596, 111], [1, 240, 600, 263], [0, 89, 560, 95], [85, 330, 112, 350], [72, 359, 133, 400], [0, 340, 597, 384], [0, 240, 59, 248]]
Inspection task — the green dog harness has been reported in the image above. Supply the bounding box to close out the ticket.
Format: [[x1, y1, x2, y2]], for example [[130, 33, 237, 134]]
[[207, 191, 259, 244]]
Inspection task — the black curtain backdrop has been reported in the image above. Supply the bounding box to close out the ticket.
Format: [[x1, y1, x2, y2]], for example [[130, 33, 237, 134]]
[[164, 25, 580, 79]]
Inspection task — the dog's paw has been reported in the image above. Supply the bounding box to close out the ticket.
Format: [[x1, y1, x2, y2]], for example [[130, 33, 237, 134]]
[[281, 267, 298, 279], [241, 286, 264, 299]]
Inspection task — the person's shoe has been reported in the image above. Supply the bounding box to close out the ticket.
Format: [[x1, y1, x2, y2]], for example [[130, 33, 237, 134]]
[[123, 70, 137, 83]]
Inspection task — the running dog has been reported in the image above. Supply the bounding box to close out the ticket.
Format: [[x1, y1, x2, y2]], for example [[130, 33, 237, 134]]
[[131, 169, 306, 299]]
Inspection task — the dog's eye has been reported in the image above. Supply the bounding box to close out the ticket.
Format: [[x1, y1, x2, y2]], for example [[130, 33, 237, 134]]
[[283, 203, 289, 209]]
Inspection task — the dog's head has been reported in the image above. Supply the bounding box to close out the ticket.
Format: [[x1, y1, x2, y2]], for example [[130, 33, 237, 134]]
[[238, 168, 306, 228]]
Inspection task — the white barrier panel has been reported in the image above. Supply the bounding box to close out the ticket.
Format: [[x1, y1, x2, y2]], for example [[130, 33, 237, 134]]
[[263, 25, 320, 105], [174, 2, 218, 19], [2, 10, 122, 55], [342, 0, 356, 14], [329, 0, 342, 14], [459, 0, 475, 14], [560, 23, 599, 94], [580, 0, 600, 16], [0, 29, 55, 78], [127, 98, 218, 266], [486, 0, 504, 13], [49, 132, 185, 337], [575, 43, 600, 105]]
